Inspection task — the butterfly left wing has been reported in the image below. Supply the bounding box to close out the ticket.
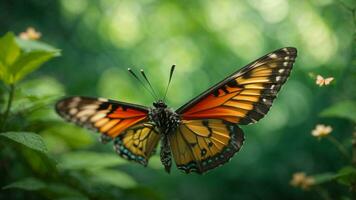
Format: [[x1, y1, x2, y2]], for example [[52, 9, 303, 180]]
[[114, 122, 160, 166], [55, 96, 149, 140], [169, 119, 244, 174], [177, 47, 297, 124]]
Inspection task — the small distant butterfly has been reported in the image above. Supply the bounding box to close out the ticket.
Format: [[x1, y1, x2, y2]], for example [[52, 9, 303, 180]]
[[56, 47, 297, 174], [316, 75, 334, 86]]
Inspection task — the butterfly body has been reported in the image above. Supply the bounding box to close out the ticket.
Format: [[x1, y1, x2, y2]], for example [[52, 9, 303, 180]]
[[149, 100, 180, 135], [149, 100, 180, 173], [56, 47, 297, 174]]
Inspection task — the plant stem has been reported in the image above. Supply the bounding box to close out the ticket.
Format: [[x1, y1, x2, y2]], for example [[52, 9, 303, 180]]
[[352, 126, 356, 167], [1, 84, 15, 131], [326, 135, 351, 161]]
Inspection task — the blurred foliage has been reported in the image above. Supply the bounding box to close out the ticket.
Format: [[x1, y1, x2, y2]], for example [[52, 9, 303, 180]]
[[0, 0, 355, 199]]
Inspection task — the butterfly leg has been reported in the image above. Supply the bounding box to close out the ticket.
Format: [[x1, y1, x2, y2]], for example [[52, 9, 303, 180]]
[[160, 136, 172, 173]]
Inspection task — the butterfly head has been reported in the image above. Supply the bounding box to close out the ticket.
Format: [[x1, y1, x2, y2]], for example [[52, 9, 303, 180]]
[[153, 100, 167, 108]]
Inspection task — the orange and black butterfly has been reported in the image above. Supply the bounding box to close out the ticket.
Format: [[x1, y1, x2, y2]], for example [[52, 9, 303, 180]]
[[56, 47, 297, 174]]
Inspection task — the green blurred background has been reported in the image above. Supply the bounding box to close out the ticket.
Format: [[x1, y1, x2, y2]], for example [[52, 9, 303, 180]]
[[0, 0, 355, 199]]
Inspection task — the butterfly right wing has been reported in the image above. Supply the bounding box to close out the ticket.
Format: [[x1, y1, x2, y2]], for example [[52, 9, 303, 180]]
[[169, 119, 244, 174], [55, 96, 149, 140]]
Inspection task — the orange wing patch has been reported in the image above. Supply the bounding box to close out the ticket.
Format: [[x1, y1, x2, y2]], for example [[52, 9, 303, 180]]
[[169, 119, 244, 174], [178, 47, 297, 125], [56, 96, 148, 139]]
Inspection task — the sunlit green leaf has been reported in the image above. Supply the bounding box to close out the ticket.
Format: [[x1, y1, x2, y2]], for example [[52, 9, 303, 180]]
[[0, 61, 10, 84], [0, 32, 20, 66], [58, 151, 127, 170], [0, 132, 48, 153], [320, 100, 356, 122], [16, 38, 61, 56], [2, 177, 46, 191], [10, 50, 57, 84], [89, 168, 137, 189]]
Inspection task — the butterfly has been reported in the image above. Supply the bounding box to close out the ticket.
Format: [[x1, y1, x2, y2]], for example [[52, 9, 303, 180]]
[[316, 75, 334, 86], [55, 47, 297, 174]]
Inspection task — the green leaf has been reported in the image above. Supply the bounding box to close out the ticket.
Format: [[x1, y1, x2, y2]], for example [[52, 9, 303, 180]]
[[44, 183, 88, 200], [21, 147, 58, 176], [89, 169, 137, 189], [2, 177, 46, 191], [18, 76, 65, 98], [58, 151, 127, 170], [12, 76, 65, 113], [312, 172, 338, 184], [0, 132, 48, 153], [16, 38, 61, 56], [148, 155, 163, 170], [10, 50, 57, 83], [42, 125, 94, 152], [0, 61, 10, 84], [336, 166, 356, 186], [0, 32, 20, 66], [320, 100, 356, 122]]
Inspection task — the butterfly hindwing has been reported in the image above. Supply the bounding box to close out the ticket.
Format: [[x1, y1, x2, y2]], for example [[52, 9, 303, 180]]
[[114, 123, 160, 166], [169, 119, 244, 174], [177, 47, 297, 125], [55, 96, 149, 139]]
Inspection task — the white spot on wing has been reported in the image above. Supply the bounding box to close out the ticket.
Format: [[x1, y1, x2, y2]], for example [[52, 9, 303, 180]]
[[76, 109, 96, 118], [283, 48, 290, 54], [68, 97, 82, 108], [91, 112, 107, 122], [69, 108, 78, 115], [73, 97, 81, 102], [278, 69, 285, 73], [79, 116, 89, 122], [82, 104, 99, 110], [269, 53, 277, 59], [98, 97, 108, 102]]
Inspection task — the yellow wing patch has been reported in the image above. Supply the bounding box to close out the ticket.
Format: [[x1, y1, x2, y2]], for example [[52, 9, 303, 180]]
[[114, 123, 160, 166], [169, 119, 244, 174]]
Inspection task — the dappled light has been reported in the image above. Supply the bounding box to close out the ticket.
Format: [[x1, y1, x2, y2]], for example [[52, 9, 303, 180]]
[[0, 0, 355, 199]]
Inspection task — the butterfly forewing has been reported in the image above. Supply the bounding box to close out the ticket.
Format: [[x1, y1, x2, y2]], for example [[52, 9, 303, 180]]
[[177, 47, 297, 125], [55, 96, 149, 139], [169, 119, 244, 174]]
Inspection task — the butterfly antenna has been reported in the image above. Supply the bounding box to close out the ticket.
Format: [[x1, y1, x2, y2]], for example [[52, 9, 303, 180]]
[[163, 65, 175, 101], [128, 68, 157, 100], [140, 69, 159, 99]]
